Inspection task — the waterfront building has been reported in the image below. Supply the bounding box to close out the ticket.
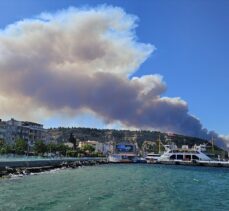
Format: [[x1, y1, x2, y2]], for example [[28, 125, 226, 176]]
[[0, 120, 7, 141], [79, 140, 97, 149], [95, 142, 112, 155], [79, 140, 112, 155], [108, 143, 138, 163], [0, 118, 46, 145]]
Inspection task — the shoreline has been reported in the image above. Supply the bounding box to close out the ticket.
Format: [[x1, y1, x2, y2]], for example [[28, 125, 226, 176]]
[[0, 157, 108, 178], [2, 158, 229, 178]]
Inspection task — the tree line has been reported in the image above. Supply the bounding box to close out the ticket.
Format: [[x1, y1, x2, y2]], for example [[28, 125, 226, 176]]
[[0, 135, 104, 157]]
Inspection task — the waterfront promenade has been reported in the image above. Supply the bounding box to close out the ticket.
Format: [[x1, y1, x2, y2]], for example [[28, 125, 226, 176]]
[[0, 157, 108, 176]]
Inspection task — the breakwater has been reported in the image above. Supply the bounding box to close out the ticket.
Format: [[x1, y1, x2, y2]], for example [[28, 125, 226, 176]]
[[0, 157, 108, 177]]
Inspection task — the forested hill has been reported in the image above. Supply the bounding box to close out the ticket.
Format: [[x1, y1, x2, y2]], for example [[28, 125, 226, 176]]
[[47, 127, 210, 149]]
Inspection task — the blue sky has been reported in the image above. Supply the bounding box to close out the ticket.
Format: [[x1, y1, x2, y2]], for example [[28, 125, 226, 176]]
[[0, 0, 228, 135]]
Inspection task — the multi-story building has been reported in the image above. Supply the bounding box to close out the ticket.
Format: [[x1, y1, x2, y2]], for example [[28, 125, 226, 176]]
[[0, 120, 7, 142], [0, 118, 47, 145]]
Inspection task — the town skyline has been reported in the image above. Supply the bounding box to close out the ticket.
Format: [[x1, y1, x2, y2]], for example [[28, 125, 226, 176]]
[[0, 1, 228, 142]]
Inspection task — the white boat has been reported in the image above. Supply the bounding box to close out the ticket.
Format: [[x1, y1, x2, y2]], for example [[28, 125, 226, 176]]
[[145, 143, 213, 164], [145, 144, 229, 167], [133, 157, 147, 163], [108, 154, 137, 163], [158, 145, 212, 161], [158, 147, 211, 162], [145, 153, 162, 163]]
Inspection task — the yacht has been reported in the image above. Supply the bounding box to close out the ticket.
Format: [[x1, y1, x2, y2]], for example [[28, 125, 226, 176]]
[[144, 144, 208, 164], [150, 143, 212, 163], [158, 147, 212, 162]]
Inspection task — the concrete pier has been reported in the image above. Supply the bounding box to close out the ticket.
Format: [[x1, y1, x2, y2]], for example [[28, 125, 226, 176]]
[[0, 157, 108, 176]]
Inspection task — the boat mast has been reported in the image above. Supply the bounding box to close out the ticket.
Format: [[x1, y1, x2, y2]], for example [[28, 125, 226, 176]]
[[158, 134, 161, 154], [211, 136, 215, 154]]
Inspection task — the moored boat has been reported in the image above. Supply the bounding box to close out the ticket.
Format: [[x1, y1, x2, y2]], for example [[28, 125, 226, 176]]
[[154, 143, 229, 167], [145, 153, 161, 163], [108, 154, 137, 163], [158, 147, 211, 162]]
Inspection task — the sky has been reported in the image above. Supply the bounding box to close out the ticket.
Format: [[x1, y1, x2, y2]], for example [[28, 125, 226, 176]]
[[0, 0, 228, 141]]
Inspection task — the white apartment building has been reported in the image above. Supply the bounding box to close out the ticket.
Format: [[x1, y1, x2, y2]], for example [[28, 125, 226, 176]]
[[79, 140, 112, 155], [0, 118, 47, 145]]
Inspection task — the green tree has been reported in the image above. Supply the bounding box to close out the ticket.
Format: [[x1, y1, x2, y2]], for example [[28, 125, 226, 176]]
[[34, 140, 47, 154], [81, 144, 95, 153], [56, 144, 70, 155], [0, 139, 4, 147], [66, 150, 78, 157], [47, 143, 57, 153], [69, 133, 77, 150], [0, 144, 12, 154], [15, 139, 27, 154]]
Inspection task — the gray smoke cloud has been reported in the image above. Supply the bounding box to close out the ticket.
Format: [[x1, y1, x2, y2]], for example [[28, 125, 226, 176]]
[[0, 6, 227, 147]]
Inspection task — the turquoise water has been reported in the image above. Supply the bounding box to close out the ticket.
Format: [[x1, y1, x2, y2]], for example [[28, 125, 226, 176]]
[[1, 164, 229, 211]]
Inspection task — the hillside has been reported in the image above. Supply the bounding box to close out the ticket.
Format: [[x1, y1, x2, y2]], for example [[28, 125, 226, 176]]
[[47, 127, 225, 154], [47, 127, 229, 158]]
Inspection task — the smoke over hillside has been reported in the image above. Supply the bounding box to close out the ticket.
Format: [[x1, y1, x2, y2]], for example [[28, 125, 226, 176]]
[[0, 6, 227, 147]]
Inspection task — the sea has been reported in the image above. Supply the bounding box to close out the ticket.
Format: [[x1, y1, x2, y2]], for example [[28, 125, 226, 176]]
[[1, 164, 229, 211]]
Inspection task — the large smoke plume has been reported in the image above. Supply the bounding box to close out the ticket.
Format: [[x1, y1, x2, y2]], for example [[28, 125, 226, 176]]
[[0, 6, 227, 147]]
